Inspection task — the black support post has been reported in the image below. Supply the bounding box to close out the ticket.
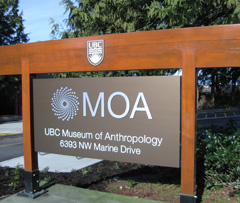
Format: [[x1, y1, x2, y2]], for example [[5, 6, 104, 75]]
[[180, 194, 197, 203], [18, 170, 46, 198]]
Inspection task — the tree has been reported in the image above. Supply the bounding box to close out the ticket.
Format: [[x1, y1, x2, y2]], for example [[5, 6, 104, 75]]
[[52, 0, 240, 39], [0, 0, 29, 115], [0, 0, 28, 45], [52, 0, 240, 106]]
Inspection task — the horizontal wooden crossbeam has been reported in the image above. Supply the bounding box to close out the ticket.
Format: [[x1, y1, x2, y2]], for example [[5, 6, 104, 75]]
[[1, 24, 240, 76]]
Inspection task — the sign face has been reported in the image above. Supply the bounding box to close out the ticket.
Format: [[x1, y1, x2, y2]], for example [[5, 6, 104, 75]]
[[33, 76, 181, 167], [87, 40, 104, 66]]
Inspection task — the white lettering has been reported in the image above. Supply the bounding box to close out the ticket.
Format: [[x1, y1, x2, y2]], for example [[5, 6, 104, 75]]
[[130, 92, 152, 119], [94, 143, 118, 153], [108, 92, 130, 119], [120, 145, 141, 155], [44, 128, 60, 136], [79, 142, 92, 150], [62, 129, 93, 139], [104, 132, 163, 147], [83, 92, 104, 117], [77, 91, 152, 119]]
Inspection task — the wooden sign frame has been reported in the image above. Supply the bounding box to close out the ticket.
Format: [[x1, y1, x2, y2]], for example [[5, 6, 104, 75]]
[[1, 24, 240, 202]]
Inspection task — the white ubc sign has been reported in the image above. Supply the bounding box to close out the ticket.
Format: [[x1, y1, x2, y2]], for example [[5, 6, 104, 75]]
[[87, 40, 104, 66]]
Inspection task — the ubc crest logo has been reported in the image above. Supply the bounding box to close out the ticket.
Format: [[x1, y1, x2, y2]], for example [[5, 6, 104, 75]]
[[87, 40, 104, 66], [51, 87, 79, 121]]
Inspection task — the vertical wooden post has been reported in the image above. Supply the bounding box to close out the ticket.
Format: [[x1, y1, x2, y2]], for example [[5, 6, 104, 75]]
[[180, 49, 197, 202], [22, 59, 38, 171], [20, 59, 42, 198]]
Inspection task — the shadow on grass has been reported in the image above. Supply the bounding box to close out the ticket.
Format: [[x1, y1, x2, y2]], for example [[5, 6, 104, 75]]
[[118, 165, 181, 185]]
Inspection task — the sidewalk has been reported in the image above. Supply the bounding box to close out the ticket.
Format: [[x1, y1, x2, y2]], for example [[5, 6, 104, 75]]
[[0, 154, 102, 172], [0, 119, 23, 133], [1, 184, 163, 203]]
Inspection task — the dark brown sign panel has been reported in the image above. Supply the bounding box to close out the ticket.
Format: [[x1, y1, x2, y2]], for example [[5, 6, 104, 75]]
[[33, 76, 181, 167]]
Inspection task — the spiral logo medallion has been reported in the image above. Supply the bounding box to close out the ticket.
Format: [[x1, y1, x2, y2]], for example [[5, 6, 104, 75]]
[[51, 87, 79, 121]]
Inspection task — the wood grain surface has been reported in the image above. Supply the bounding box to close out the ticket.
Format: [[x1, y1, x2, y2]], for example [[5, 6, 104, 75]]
[[1, 24, 240, 76]]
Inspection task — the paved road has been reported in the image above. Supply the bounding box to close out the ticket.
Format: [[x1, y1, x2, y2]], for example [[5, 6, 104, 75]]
[[197, 109, 240, 128], [0, 133, 23, 162], [198, 117, 240, 128]]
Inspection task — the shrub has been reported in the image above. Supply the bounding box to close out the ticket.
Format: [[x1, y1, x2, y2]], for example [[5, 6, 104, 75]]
[[197, 121, 240, 188]]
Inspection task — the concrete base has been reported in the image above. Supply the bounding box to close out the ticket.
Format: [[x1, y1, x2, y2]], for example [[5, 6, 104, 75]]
[[2, 184, 163, 203], [17, 189, 47, 199]]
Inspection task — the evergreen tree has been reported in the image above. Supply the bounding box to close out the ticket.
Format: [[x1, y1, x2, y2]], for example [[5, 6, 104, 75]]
[[51, 0, 240, 39], [0, 0, 28, 45], [0, 0, 28, 115]]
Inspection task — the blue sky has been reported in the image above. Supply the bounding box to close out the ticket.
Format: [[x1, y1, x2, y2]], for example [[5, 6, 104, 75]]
[[19, 0, 67, 43]]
